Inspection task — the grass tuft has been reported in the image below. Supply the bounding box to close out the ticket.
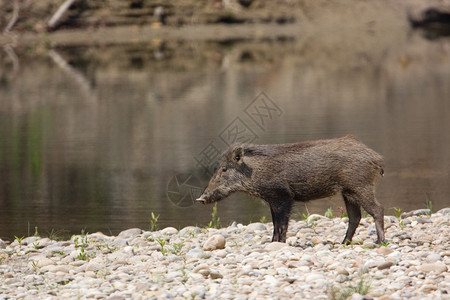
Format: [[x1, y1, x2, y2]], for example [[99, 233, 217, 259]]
[[208, 203, 221, 229], [329, 277, 371, 300], [150, 212, 160, 232]]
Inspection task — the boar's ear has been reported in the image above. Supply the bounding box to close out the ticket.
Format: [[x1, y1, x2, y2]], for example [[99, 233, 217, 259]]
[[233, 146, 244, 163], [212, 161, 219, 173]]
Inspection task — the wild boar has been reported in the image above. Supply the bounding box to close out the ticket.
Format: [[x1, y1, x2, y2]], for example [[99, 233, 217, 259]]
[[196, 135, 385, 244]]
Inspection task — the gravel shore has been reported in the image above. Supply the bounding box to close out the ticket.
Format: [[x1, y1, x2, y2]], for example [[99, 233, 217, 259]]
[[1, 208, 449, 299]]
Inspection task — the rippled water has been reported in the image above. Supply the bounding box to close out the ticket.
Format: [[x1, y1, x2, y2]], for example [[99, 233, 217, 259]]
[[0, 33, 449, 240]]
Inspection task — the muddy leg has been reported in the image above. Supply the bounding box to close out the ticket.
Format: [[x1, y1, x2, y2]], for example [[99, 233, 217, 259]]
[[353, 187, 385, 244], [270, 204, 291, 243], [342, 193, 362, 245]]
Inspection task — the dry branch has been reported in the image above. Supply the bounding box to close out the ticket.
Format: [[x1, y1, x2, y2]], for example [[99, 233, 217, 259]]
[[3, 0, 20, 34], [47, 0, 77, 29]]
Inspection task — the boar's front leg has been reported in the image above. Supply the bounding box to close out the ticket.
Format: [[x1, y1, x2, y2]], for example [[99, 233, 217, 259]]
[[269, 202, 292, 243]]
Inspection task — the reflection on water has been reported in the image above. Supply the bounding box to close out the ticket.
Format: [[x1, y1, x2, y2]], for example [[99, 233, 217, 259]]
[[0, 33, 449, 240]]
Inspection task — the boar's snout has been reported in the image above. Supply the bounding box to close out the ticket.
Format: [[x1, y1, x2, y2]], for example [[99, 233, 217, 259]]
[[196, 189, 224, 204], [196, 194, 208, 205]]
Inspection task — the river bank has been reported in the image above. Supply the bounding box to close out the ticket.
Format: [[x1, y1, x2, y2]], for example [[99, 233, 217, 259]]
[[1, 0, 450, 48], [0, 208, 449, 299]]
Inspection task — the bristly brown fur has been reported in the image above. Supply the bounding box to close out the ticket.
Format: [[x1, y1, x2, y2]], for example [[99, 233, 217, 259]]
[[198, 136, 385, 245]]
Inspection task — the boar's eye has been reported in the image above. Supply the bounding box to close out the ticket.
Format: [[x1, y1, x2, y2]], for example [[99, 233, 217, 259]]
[[234, 155, 240, 161], [222, 166, 227, 172]]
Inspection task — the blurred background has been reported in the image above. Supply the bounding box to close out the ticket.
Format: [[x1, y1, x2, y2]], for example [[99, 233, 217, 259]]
[[1, 0, 449, 240]]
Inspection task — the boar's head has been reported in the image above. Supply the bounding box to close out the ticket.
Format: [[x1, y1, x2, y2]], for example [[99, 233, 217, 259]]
[[196, 144, 253, 204]]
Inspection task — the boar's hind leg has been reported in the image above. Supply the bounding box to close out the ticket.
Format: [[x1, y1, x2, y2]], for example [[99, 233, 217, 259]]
[[270, 204, 291, 243], [344, 188, 385, 244], [361, 194, 385, 244], [342, 194, 362, 245]]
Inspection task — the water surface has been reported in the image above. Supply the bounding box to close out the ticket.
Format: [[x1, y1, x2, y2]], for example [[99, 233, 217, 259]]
[[0, 34, 449, 240]]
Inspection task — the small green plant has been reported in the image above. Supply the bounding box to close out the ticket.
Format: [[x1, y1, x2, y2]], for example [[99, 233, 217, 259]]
[[33, 241, 40, 250], [150, 212, 160, 231], [324, 207, 335, 218], [106, 244, 117, 253], [355, 278, 371, 295], [156, 236, 168, 256], [329, 277, 371, 300], [259, 216, 267, 223], [381, 240, 390, 247], [31, 261, 39, 273], [73, 235, 89, 249], [25, 224, 40, 237], [77, 247, 89, 261], [208, 203, 221, 229], [171, 241, 184, 255], [14, 236, 25, 244], [342, 240, 355, 248], [391, 207, 403, 219], [301, 205, 311, 220], [425, 196, 433, 215], [399, 220, 405, 230], [73, 229, 91, 260]]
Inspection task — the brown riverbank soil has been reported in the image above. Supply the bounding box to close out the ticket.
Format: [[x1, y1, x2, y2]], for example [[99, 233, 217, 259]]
[[1, 0, 450, 48], [2, 0, 301, 32]]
